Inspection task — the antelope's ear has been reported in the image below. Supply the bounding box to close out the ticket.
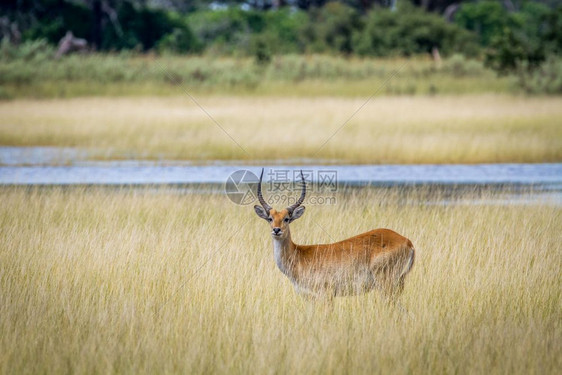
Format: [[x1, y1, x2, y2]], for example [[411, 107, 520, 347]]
[[254, 205, 269, 220], [290, 206, 305, 222]]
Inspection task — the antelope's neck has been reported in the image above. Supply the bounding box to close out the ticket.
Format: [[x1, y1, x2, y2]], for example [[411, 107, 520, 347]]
[[272, 229, 298, 278]]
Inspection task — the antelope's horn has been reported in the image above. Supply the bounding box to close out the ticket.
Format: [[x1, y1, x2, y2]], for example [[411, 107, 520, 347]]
[[257, 168, 272, 213], [287, 170, 306, 215]]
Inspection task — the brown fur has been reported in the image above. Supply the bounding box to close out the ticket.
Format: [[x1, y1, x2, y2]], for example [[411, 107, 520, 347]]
[[264, 209, 415, 298]]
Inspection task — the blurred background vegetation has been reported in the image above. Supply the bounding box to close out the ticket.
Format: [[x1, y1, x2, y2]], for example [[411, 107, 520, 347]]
[[1, 0, 561, 98]]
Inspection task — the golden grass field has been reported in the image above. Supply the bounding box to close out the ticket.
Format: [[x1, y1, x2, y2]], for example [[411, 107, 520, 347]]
[[1, 187, 560, 374], [1, 95, 561, 164]]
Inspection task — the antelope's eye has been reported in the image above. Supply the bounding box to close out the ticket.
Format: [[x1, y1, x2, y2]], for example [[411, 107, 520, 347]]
[[267, 217, 273, 222], [284, 217, 290, 222]]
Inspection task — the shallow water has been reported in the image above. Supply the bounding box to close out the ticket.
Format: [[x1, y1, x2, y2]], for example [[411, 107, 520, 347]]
[[1, 163, 560, 185], [0, 147, 88, 166], [0, 147, 561, 205]]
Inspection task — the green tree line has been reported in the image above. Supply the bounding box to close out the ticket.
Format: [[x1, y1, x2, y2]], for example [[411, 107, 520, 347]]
[[1, 0, 561, 82]]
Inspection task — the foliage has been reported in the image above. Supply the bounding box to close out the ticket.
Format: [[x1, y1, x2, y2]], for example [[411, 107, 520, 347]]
[[442, 53, 485, 77], [481, 4, 562, 94], [21, 0, 92, 43], [0, 53, 514, 99], [515, 56, 562, 94], [101, 3, 198, 52], [301, 2, 361, 54], [353, 3, 478, 57], [187, 8, 307, 55], [454, 0, 510, 47], [2, 1, 562, 94], [484, 27, 540, 75], [0, 37, 54, 62], [542, 5, 562, 55], [155, 12, 203, 54], [1, 0, 562, 63], [251, 35, 273, 64], [2, 0, 200, 52]]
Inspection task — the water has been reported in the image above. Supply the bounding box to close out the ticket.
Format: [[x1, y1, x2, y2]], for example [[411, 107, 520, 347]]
[[0, 147, 561, 205], [1, 162, 560, 186], [0, 146, 88, 166]]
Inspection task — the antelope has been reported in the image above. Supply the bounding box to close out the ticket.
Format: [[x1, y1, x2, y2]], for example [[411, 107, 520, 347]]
[[254, 169, 415, 300]]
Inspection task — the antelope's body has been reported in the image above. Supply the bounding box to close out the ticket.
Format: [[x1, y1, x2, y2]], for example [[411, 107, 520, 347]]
[[274, 223, 414, 297], [254, 170, 415, 299]]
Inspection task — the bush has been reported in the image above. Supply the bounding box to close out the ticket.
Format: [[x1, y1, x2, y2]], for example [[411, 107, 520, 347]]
[[454, 1, 509, 47], [456, 1, 551, 49], [186, 8, 252, 54], [1, 0, 559, 69], [353, 5, 479, 57], [484, 27, 543, 75], [23, 0, 92, 44], [156, 27, 202, 54], [0, 38, 54, 62], [443, 54, 485, 77], [483, 5, 561, 76], [516, 56, 562, 94], [251, 35, 272, 65], [301, 2, 361, 54], [542, 5, 562, 55], [5, 0, 200, 53], [102, 3, 187, 51], [187, 8, 307, 56]]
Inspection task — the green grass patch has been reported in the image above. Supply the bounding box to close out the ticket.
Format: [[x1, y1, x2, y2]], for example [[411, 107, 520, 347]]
[[0, 54, 514, 99]]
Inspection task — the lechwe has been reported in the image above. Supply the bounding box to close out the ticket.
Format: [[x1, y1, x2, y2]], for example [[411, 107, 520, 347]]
[[254, 169, 415, 300]]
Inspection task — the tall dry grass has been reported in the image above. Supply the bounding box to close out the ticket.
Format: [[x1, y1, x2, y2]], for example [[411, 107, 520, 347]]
[[1, 95, 561, 164], [0, 187, 560, 374]]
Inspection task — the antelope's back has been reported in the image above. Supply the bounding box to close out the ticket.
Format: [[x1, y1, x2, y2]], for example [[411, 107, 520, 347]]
[[361, 228, 415, 276], [339, 227, 413, 255], [296, 228, 413, 269], [292, 228, 414, 296]]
